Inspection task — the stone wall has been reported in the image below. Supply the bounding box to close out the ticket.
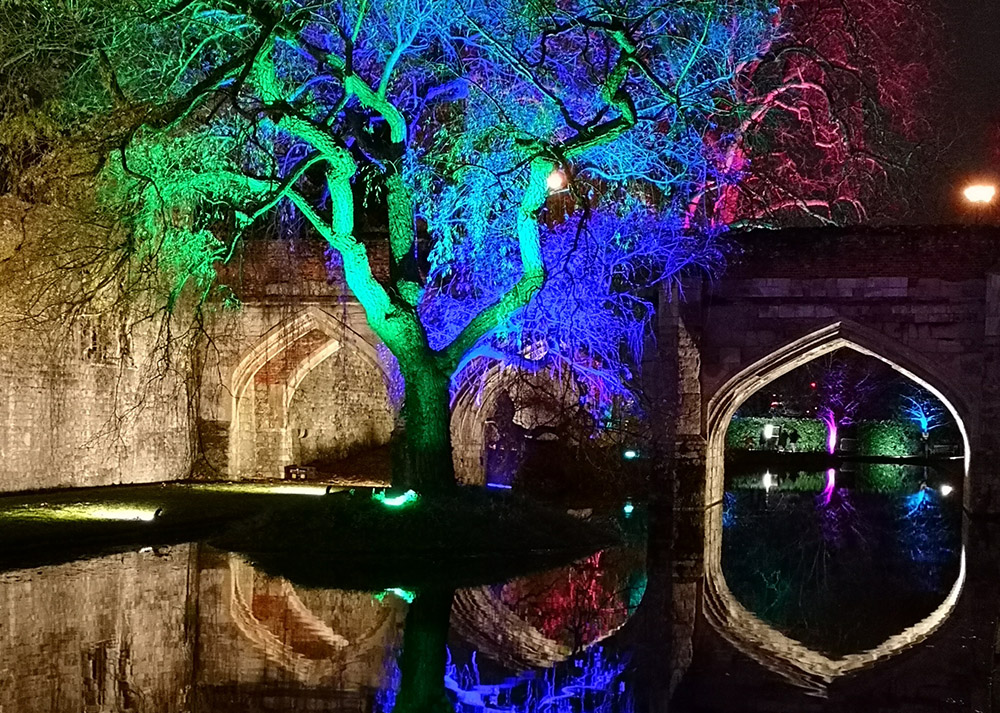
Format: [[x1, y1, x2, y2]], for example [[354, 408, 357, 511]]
[[0, 198, 191, 493], [288, 347, 394, 465], [0, 547, 195, 713], [0, 323, 192, 493]]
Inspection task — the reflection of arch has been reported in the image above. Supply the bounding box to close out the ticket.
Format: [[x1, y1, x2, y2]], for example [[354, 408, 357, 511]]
[[451, 587, 629, 671], [703, 320, 969, 690], [226, 555, 401, 686], [229, 306, 390, 478]]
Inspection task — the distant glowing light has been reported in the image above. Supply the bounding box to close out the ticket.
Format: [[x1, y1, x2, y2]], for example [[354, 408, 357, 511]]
[[963, 184, 996, 204], [89, 507, 157, 521], [270, 485, 329, 496], [763, 471, 774, 492], [623, 449, 639, 460], [373, 489, 418, 507], [486, 482, 512, 489], [546, 169, 567, 192], [940, 484, 954, 496], [623, 501, 635, 516], [763, 424, 777, 439]]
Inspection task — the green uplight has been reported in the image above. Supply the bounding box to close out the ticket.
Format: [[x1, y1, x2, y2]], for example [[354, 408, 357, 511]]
[[623, 501, 635, 517], [624, 449, 639, 460], [373, 489, 419, 507], [373, 587, 416, 603]]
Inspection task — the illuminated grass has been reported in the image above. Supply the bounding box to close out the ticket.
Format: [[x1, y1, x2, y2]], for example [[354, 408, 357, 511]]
[[0, 481, 341, 571]]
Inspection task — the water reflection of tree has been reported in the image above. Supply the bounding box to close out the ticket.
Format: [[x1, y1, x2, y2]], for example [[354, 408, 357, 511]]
[[381, 589, 632, 713], [493, 550, 645, 653], [721, 487, 961, 656]]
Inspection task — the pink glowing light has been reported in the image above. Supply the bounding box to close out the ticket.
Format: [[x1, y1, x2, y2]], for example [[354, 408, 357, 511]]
[[819, 409, 838, 454], [820, 468, 836, 506]]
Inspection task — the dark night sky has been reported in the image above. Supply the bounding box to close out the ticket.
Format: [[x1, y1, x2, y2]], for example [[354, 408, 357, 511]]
[[931, 0, 1000, 221]]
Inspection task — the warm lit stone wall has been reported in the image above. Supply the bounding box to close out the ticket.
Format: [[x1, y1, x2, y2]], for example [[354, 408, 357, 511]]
[[0, 547, 195, 713], [0, 198, 191, 493], [288, 346, 394, 465], [0, 324, 191, 492]]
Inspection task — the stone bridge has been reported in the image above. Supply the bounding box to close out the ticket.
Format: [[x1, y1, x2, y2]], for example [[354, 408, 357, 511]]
[[667, 225, 1000, 707], [193, 240, 490, 484]]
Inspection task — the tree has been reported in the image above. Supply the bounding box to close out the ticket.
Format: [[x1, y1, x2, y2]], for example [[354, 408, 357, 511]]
[[694, 0, 945, 226], [0, 0, 774, 492], [810, 353, 880, 453], [900, 392, 946, 438]]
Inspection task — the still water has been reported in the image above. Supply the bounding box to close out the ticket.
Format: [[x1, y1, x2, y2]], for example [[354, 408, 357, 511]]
[[0, 463, 975, 711], [0, 543, 645, 713], [722, 462, 964, 657]]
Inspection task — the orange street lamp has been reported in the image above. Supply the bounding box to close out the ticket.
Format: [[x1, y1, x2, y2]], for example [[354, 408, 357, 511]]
[[963, 183, 996, 204]]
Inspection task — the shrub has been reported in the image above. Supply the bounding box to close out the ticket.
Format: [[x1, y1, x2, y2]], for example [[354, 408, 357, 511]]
[[726, 417, 827, 452], [857, 420, 922, 457]]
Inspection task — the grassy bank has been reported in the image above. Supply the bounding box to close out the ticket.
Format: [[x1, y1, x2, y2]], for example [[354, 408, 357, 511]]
[[0, 482, 619, 585], [215, 487, 620, 589]]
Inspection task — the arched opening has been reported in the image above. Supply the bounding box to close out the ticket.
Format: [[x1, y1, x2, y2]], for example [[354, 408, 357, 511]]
[[451, 364, 643, 501], [703, 321, 970, 687], [229, 307, 395, 480]]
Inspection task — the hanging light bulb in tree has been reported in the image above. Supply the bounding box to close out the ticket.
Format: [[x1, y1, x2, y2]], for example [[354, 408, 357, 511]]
[[546, 168, 567, 193]]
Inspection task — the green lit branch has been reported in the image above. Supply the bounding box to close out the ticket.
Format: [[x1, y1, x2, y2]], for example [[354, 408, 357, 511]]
[[441, 158, 551, 369]]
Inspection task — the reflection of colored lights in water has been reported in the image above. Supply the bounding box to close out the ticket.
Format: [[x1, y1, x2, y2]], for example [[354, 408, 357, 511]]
[[496, 551, 635, 648], [819, 468, 835, 507], [722, 492, 736, 528], [377, 645, 629, 713], [443, 646, 627, 713], [904, 487, 934, 517]]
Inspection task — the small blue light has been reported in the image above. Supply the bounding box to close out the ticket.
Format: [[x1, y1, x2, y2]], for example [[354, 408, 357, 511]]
[[623, 501, 635, 516], [486, 482, 513, 489]]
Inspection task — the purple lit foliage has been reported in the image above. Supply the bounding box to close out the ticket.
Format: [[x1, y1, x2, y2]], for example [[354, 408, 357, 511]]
[[435, 207, 725, 410], [812, 355, 879, 453]]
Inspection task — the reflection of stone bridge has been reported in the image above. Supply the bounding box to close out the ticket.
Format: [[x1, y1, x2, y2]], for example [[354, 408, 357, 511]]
[[667, 227, 1000, 706]]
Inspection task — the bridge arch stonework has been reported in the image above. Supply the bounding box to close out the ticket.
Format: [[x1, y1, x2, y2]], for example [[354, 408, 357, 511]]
[[664, 226, 1000, 698], [674, 226, 1000, 513]]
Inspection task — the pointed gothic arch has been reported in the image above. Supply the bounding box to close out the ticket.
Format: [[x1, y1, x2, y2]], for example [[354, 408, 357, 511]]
[[228, 306, 392, 479], [702, 319, 969, 689]]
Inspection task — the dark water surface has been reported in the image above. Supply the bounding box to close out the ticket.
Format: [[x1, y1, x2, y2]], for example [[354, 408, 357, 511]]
[[0, 462, 980, 711], [722, 462, 964, 657], [0, 541, 645, 713]]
